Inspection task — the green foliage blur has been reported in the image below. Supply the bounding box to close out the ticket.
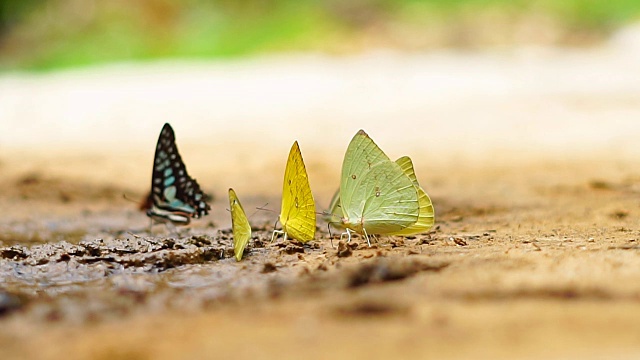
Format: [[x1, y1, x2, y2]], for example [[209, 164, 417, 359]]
[[1, 0, 640, 71]]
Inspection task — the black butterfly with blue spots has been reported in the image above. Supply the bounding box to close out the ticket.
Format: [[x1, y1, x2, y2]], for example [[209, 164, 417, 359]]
[[142, 123, 210, 226]]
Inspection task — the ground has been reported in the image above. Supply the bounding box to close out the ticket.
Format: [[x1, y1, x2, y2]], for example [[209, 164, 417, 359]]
[[2, 41, 640, 359]]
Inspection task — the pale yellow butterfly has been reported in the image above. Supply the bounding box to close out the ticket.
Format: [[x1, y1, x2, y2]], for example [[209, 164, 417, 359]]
[[338, 130, 420, 245], [327, 156, 434, 235]]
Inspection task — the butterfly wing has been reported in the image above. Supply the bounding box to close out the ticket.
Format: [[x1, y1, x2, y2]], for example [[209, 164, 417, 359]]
[[389, 156, 435, 235], [229, 188, 251, 261], [280, 141, 316, 242], [328, 155, 435, 232], [147, 123, 210, 225], [340, 130, 419, 234], [325, 188, 344, 229]]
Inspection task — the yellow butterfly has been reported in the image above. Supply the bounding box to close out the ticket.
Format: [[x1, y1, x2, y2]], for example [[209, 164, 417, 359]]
[[271, 141, 316, 242], [326, 156, 434, 236], [337, 130, 434, 245], [228, 188, 251, 261]]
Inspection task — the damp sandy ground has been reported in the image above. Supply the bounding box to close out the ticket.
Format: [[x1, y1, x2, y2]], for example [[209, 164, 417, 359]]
[[3, 32, 640, 359]]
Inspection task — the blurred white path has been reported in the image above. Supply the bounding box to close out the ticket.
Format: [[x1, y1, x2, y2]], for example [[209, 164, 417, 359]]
[[2, 26, 640, 195]]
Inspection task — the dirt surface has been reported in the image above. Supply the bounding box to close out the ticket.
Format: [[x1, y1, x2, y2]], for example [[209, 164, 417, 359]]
[[3, 40, 640, 359], [2, 152, 640, 360]]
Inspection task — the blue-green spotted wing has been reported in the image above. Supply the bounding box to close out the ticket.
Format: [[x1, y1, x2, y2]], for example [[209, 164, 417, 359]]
[[143, 123, 210, 225]]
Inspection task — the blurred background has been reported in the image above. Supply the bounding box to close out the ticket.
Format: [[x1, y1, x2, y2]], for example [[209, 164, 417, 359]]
[[1, 0, 640, 202], [2, 0, 640, 70]]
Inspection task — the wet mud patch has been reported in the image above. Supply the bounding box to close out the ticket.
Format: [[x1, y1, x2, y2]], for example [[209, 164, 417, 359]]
[[0, 223, 454, 323], [0, 235, 227, 271]]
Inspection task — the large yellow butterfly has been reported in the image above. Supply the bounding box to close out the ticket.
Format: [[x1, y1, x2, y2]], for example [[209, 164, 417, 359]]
[[228, 188, 251, 261], [338, 130, 424, 245], [271, 141, 316, 242], [326, 156, 434, 235]]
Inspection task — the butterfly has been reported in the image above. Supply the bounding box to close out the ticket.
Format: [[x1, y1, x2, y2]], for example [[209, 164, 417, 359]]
[[142, 123, 210, 227], [337, 129, 425, 245], [385, 156, 435, 235], [271, 141, 316, 242], [326, 156, 434, 236], [228, 188, 251, 261]]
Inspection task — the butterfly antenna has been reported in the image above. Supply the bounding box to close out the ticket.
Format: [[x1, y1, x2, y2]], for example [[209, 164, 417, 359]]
[[122, 193, 136, 203], [256, 205, 277, 214], [248, 202, 269, 219]]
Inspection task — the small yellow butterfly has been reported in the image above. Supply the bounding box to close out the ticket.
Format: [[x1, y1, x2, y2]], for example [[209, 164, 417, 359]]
[[272, 141, 316, 242], [228, 188, 251, 261]]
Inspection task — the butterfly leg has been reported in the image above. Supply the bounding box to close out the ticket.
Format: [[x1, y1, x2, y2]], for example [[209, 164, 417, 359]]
[[327, 223, 335, 248], [339, 228, 353, 244], [270, 218, 284, 243], [363, 228, 371, 247], [166, 222, 181, 238], [271, 229, 284, 242]]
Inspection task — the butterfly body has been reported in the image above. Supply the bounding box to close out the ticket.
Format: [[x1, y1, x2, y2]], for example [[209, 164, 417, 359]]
[[144, 123, 210, 226], [273, 141, 316, 242]]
